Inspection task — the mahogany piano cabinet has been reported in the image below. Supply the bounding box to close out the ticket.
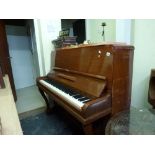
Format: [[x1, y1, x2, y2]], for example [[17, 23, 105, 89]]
[[36, 43, 134, 134]]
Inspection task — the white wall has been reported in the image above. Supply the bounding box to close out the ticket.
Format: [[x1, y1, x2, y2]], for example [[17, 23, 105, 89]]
[[116, 19, 131, 44], [86, 19, 116, 42], [33, 20, 45, 76], [33, 19, 61, 76], [115, 19, 155, 108], [131, 19, 155, 108], [27, 20, 40, 78]]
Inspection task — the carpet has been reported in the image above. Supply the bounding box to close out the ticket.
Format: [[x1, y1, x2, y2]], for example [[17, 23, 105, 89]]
[[20, 106, 108, 135], [20, 107, 83, 135]]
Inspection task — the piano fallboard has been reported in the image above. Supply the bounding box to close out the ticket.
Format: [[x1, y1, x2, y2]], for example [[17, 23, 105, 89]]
[[47, 70, 107, 98]]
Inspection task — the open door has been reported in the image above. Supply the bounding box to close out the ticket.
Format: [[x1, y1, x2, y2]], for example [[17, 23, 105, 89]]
[[0, 20, 17, 101]]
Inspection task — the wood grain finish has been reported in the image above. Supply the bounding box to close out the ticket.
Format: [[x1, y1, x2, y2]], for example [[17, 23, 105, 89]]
[[37, 43, 134, 134], [54, 67, 106, 80], [57, 73, 77, 82], [47, 71, 106, 98]]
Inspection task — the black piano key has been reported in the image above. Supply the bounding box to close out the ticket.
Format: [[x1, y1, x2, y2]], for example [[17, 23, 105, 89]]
[[71, 94, 80, 96], [45, 79, 77, 95], [73, 94, 85, 99], [60, 87, 77, 95], [76, 96, 85, 100], [43, 79, 91, 102], [82, 99, 91, 103], [78, 97, 89, 101], [63, 88, 74, 94], [68, 92, 77, 96]]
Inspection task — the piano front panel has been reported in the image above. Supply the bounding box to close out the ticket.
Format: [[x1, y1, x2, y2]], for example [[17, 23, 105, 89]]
[[55, 48, 81, 71], [55, 45, 113, 90]]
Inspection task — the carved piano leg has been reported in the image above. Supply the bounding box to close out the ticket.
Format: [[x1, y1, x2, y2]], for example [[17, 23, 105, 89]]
[[38, 88, 52, 114], [83, 124, 93, 135]]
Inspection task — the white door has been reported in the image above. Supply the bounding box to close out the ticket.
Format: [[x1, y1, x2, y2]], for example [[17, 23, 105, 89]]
[[7, 35, 35, 89]]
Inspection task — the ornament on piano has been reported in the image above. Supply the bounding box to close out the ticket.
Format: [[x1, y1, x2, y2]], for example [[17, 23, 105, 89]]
[[52, 29, 77, 49], [101, 22, 106, 41]]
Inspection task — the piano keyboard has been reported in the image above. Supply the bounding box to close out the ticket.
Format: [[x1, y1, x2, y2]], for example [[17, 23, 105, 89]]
[[39, 79, 91, 110]]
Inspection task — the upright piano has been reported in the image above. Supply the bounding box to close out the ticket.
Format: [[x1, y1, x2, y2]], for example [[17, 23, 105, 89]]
[[37, 43, 134, 134]]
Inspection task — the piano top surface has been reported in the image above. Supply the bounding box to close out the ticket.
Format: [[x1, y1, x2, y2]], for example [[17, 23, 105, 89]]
[[56, 42, 134, 51]]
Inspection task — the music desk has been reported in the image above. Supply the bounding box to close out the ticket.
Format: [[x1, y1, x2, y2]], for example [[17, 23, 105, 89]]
[[105, 107, 155, 135]]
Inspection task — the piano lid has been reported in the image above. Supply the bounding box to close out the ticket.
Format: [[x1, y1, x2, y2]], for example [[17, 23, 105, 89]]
[[56, 42, 134, 50]]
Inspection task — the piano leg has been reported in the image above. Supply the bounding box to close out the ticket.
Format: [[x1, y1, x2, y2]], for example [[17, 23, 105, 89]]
[[38, 88, 52, 114], [83, 124, 93, 135]]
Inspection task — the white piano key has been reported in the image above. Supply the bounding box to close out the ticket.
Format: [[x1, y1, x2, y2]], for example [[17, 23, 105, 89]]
[[39, 80, 87, 110]]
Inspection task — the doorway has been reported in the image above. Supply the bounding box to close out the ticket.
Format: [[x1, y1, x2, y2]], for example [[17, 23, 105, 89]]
[[61, 19, 86, 44], [5, 19, 39, 89], [4, 19, 45, 116]]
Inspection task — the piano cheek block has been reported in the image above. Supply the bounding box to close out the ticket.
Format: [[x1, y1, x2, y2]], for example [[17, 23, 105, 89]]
[[82, 94, 112, 118]]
